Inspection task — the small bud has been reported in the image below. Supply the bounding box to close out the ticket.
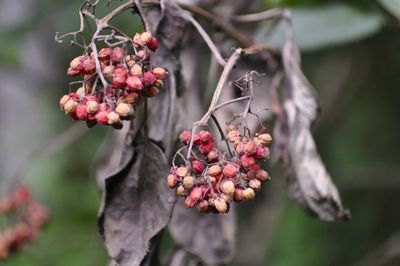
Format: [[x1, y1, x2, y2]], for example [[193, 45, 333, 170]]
[[115, 103, 134, 118], [190, 187, 203, 201], [107, 111, 121, 125], [140, 32, 153, 44], [214, 198, 228, 213], [179, 130, 191, 144], [256, 170, 270, 181], [192, 160, 204, 174], [243, 188, 255, 200], [126, 76, 143, 91], [221, 180, 235, 197], [233, 189, 244, 202], [176, 166, 189, 177], [208, 165, 222, 177], [182, 175, 195, 189], [167, 174, 178, 188], [64, 100, 77, 114], [222, 164, 238, 178], [249, 179, 261, 190], [130, 64, 142, 77], [86, 100, 99, 114], [59, 95, 70, 109], [258, 133, 272, 145], [152, 67, 168, 80]]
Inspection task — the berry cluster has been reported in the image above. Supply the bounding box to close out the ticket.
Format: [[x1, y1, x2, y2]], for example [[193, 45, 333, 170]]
[[60, 32, 168, 129], [0, 186, 50, 260], [167, 125, 272, 213]]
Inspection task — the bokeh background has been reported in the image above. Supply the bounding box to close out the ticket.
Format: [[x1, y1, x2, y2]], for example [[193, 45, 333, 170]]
[[1, 0, 399, 265]]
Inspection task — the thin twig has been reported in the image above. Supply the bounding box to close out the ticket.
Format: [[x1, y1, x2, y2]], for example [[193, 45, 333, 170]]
[[182, 12, 226, 67]]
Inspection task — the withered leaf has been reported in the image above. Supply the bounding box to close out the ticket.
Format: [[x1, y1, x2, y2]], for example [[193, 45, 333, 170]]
[[169, 200, 235, 266], [98, 141, 174, 266], [280, 39, 350, 221]]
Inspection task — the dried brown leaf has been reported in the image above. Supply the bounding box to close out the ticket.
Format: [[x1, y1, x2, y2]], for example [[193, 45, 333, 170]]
[[279, 39, 350, 221], [169, 200, 235, 266], [98, 141, 174, 266]]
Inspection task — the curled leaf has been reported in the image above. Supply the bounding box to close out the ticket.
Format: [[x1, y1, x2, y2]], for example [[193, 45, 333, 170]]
[[279, 39, 350, 221]]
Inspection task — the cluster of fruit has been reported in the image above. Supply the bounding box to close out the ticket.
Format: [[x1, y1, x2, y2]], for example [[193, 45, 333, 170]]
[[0, 186, 50, 260], [60, 32, 168, 129], [167, 125, 272, 213]]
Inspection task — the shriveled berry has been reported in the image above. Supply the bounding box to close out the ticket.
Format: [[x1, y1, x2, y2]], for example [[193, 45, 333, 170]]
[[111, 47, 124, 63], [199, 141, 214, 154], [206, 150, 219, 161], [258, 133, 272, 145], [130, 64, 142, 77], [208, 165, 222, 176], [199, 130, 212, 143], [179, 130, 191, 144], [59, 95, 70, 109], [86, 100, 98, 114], [221, 180, 235, 197], [167, 174, 178, 188], [249, 179, 261, 190], [95, 111, 109, 125], [140, 32, 153, 44], [98, 48, 111, 60], [182, 175, 195, 189], [189, 187, 203, 201], [192, 160, 204, 174], [76, 104, 88, 120], [214, 198, 228, 213], [107, 111, 121, 125], [256, 170, 270, 181], [197, 200, 209, 212], [223, 164, 238, 178], [176, 166, 189, 177], [176, 185, 185, 196], [152, 67, 168, 80], [243, 188, 255, 200], [126, 76, 143, 91], [143, 71, 156, 86], [115, 103, 134, 119], [64, 100, 77, 114], [184, 196, 196, 208], [241, 155, 256, 168], [233, 189, 244, 202]]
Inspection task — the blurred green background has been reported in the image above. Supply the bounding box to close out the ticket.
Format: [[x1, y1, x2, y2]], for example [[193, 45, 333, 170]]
[[0, 0, 399, 265]]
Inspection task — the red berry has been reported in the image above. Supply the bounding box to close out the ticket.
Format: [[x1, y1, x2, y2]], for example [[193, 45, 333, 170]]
[[189, 187, 203, 201], [95, 111, 109, 125], [76, 104, 88, 120], [241, 155, 256, 168], [143, 71, 156, 86], [147, 37, 158, 51]]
